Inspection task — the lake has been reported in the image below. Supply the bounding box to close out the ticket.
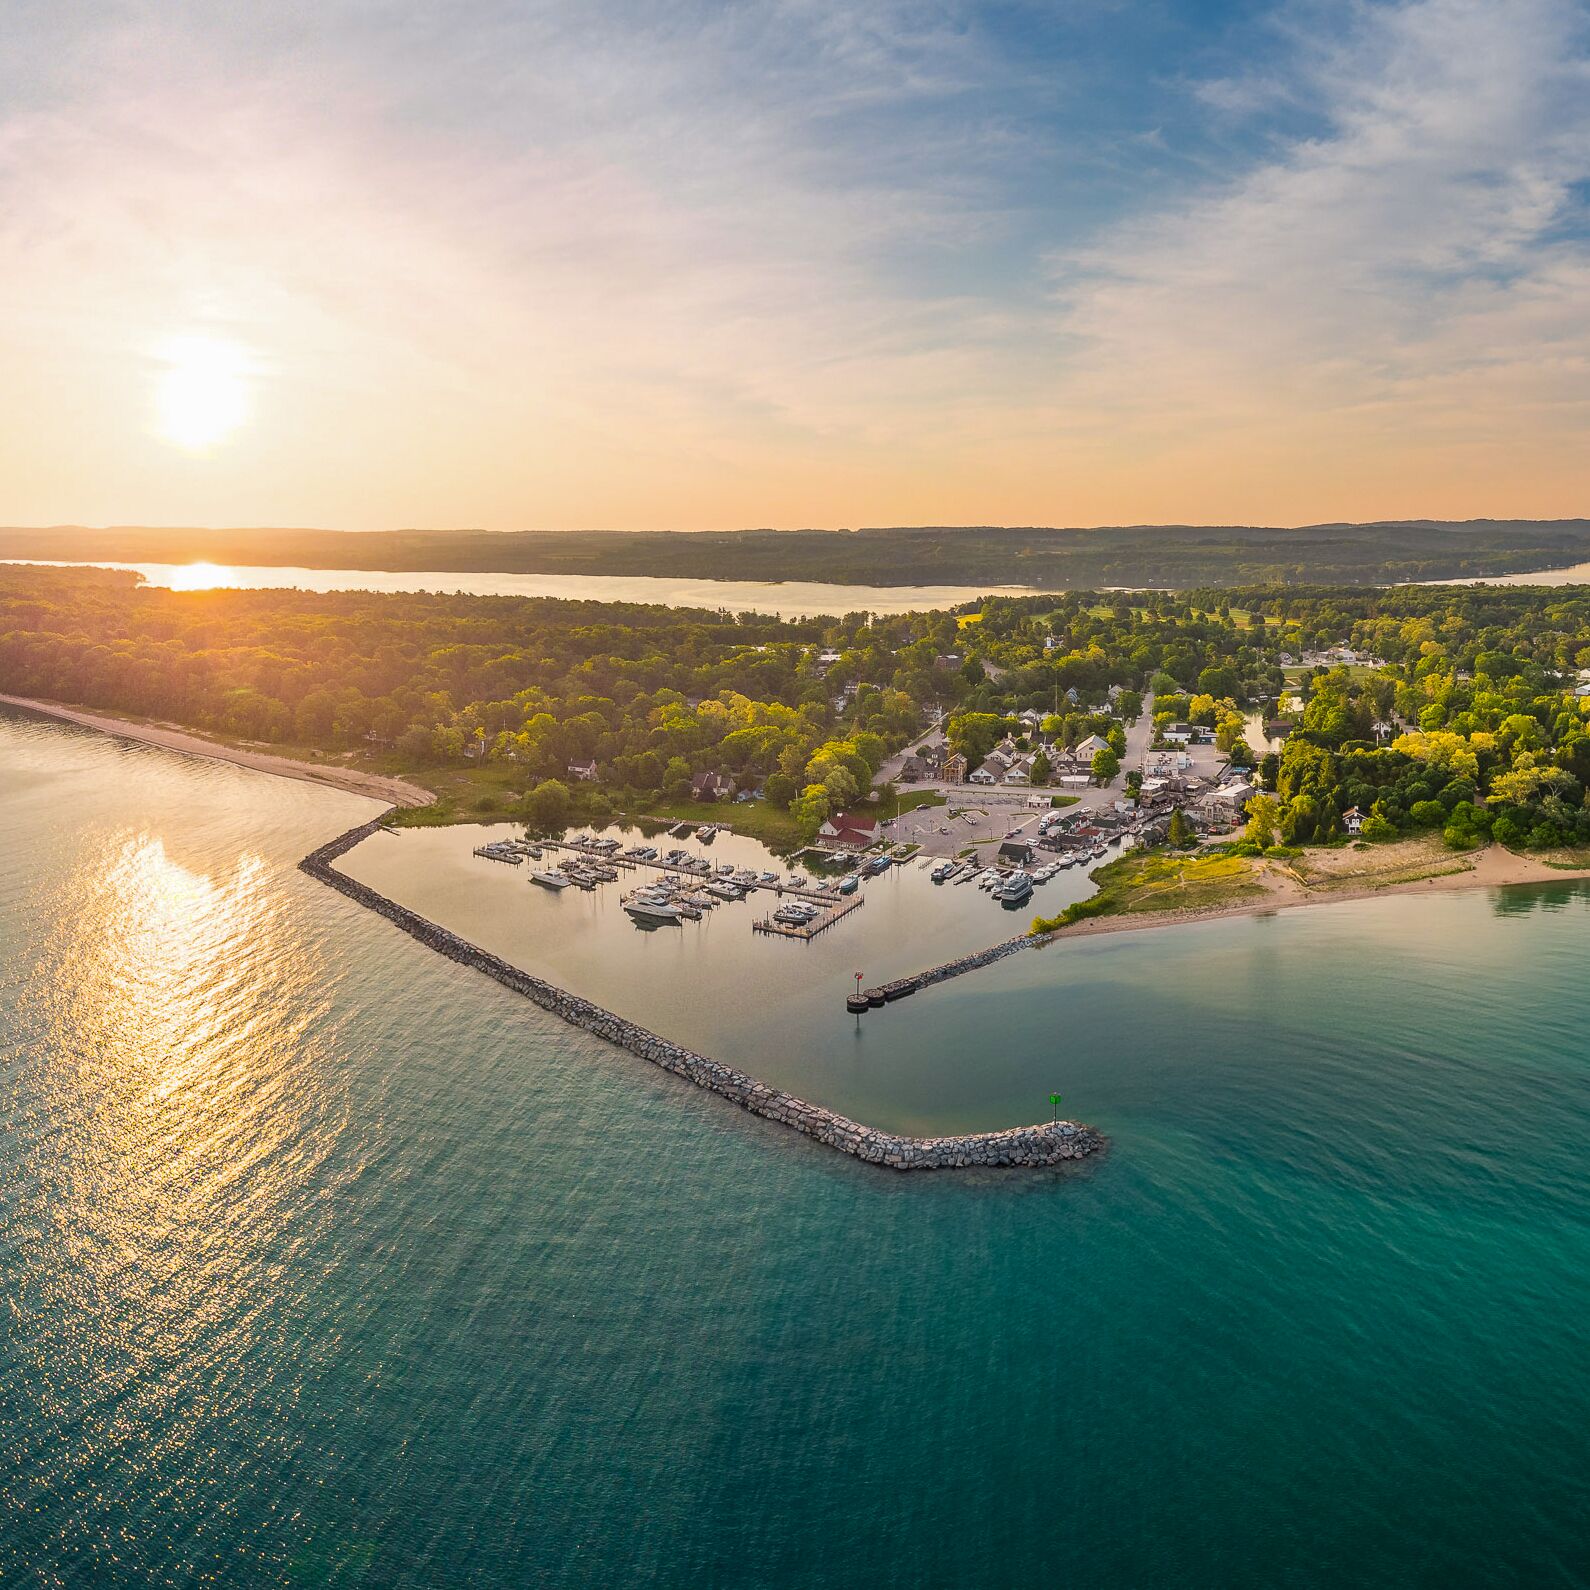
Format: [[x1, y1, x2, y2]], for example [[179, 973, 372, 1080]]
[[1, 558, 1054, 619], [9, 556, 1590, 619], [2, 704, 1586, 1588]]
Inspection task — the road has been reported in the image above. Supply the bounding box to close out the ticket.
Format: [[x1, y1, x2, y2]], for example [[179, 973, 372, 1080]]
[[881, 707, 1160, 860]]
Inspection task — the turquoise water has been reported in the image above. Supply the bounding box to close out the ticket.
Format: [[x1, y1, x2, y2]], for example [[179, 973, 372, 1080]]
[[2, 706, 1586, 1588]]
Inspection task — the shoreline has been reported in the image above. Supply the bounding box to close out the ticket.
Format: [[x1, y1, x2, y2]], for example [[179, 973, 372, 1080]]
[[0, 694, 435, 808], [1046, 842, 1590, 944], [10, 687, 1586, 973]]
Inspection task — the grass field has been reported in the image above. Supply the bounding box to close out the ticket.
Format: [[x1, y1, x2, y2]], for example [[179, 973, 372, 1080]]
[[1031, 848, 1267, 931]]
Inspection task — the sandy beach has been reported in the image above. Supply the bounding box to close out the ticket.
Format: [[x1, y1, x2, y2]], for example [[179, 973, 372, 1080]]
[[1050, 839, 1590, 944], [0, 694, 435, 808]]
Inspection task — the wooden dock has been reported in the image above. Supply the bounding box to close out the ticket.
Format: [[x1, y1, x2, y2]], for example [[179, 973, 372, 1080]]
[[753, 893, 865, 940], [543, 840, 841, 903]]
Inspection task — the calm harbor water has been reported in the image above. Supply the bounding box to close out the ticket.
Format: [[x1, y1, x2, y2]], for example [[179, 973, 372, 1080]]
[[2, 705, 1587, 1587]]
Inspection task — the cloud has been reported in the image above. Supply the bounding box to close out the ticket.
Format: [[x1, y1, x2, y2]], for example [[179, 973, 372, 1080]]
[[1049, 0, 1590, 463], [0, 0, 1585, 527]]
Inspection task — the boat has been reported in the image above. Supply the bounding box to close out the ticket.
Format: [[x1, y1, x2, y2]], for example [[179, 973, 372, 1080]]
[[625, 899, 682, 923], [837, 875, 860, 895], [759, 870, 779, 884], [530, 869, 573, 889], [773, 904, 820, 925], [996, 870, 1033, 905], [696, 825, 716, 841], [930, 861, 953, 882]]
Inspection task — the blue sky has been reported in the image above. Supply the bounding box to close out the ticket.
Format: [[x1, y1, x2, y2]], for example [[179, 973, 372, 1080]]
[[0, 0, 1586, 528]]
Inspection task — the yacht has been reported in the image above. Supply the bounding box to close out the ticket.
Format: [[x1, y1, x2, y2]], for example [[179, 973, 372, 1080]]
[[996, 870, 1033, 905], [930, 861, 953, 882], [837, 874, 860, 895], [530, 869, 573, 890], [707, 880, 743, 901], [625, 898, 682, 924]]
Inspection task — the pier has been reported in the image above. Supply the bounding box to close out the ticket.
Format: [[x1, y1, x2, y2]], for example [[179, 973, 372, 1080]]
[[753, 893, 865, 939], [539, 839, 841, 902]]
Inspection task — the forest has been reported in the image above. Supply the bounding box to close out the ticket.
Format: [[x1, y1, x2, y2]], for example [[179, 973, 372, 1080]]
[[3, 566, 1590, 851], [4, 518, 1590, 587]]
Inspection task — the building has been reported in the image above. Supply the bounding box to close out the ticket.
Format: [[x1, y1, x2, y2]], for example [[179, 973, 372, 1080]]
[[1208, 779, 1257, 821], [690, 769, 732, 801], [1075, 733, 1110, 758], [818, 811, 881, 848], [1342, 805, 1365, 835], [942, 751, 968, 784], [998, 839, 1033, 865], [566, 758, 599, 781]]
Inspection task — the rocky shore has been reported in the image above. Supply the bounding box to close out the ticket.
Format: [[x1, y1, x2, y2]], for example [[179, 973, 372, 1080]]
[[300, 818, 1104, 1174]]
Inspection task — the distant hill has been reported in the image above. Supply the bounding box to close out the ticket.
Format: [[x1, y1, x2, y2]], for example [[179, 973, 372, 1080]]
[[3, 519, 1589, 588]]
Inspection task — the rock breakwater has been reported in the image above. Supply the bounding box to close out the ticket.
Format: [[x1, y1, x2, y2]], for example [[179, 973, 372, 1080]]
[[300, 819, 1104, 1174]]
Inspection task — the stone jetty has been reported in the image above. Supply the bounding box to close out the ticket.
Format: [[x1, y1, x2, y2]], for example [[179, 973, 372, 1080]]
[[849, 929, 1060, 1013], [300, 818, 1105, 1174]]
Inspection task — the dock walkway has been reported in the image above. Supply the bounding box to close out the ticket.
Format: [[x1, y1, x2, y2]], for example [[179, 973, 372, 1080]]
[[541, 840, 842, 903], [753, 894, 865, 940]]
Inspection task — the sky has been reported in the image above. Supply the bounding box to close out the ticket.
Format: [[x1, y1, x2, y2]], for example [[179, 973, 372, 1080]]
[[1, 0, 1587, 532]]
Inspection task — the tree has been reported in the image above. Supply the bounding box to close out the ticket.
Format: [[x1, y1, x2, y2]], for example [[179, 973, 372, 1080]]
[[663, 755, 691, 801], [1091, 746, 1120, 784], [523, 779, 572, 832], [946, 711, 1007, 766], [1167, 807, 1192, 848], [1244, 793, 1280, 849], [1030, 750, 1051, 785], [790, 784, 831, 839]]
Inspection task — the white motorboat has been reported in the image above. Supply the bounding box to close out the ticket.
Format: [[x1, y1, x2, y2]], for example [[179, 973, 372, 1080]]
[[625, 898, 682, 923], [530, 869, 573, 889]]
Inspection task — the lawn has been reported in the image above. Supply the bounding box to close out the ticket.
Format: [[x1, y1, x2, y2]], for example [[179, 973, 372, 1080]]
[[1031, 848, 1268, 932], [890, 790, 948, 815]]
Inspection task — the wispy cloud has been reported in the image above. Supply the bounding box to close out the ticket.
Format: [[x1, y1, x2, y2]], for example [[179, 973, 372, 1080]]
[[0, 0, 1585, 527], [1045, 0, 1590, 499]]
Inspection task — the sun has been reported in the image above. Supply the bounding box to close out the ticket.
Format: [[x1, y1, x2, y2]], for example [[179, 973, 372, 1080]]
[[154, 335, 251, 451]]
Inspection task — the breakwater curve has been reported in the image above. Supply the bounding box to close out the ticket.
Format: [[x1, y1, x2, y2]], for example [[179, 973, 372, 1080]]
[[300, 818, 1105, 1174]]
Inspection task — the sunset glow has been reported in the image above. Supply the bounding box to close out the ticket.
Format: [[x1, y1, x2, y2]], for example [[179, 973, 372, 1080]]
[[154, 337, 251, 453], [0, 1, 1586, 527]]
